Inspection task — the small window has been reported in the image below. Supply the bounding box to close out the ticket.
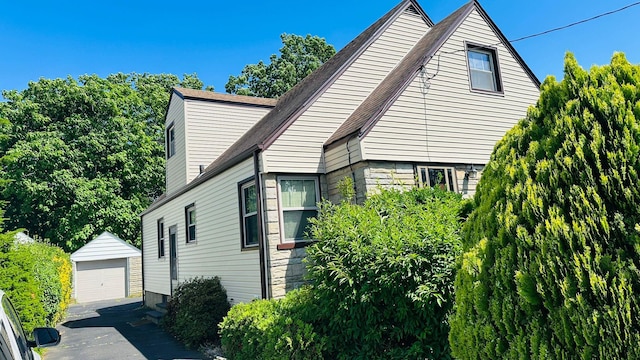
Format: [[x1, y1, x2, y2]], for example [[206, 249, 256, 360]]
[[467, 44, 501, 92], [166, 123, 176, 158], [157, 219, 165, 258], [240, 180, 259, 248], [417, 166, 457, 192], [278, 177, 320, 242], [185, 204, 196, 243]]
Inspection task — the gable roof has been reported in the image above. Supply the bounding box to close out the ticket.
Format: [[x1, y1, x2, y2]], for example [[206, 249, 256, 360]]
[[70, 231, 140, 262], [173, 87, 277, 107], [324, 0, 541, 147], [201, 0, 432, 176], [142, 0, 433, 215]]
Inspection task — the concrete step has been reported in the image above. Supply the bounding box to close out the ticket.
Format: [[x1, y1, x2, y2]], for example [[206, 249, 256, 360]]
[[145, 310, 164, 325], [155, 302, 168, 314]]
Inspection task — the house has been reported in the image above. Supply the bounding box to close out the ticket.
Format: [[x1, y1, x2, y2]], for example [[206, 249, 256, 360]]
[[140, 0, 540, 307], [71, 231, 142, 303]]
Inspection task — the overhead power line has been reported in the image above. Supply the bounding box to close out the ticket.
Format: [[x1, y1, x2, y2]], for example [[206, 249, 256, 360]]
[[510, 1, 640, 43]]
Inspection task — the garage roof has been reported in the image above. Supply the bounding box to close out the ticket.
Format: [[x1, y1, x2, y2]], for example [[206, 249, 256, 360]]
[[71, 231, 141, 262]]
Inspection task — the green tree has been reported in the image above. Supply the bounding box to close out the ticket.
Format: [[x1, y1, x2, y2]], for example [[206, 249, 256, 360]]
[[0, 73, 209, 251], [450, 53, 640, 359], [225, 33, 336, 98]]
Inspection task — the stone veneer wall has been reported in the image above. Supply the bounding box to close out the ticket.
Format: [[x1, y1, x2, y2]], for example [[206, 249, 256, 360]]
[[327, 161, 483, 204], [263, 174, 328, 299], [128, 256, 143, 297], [264, 162, 481, 299]]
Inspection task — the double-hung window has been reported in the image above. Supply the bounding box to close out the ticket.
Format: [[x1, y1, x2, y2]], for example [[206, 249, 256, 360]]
[[417, 166, 457, 192], [278, 177, 319, 242], [157, 219, 165, 258], [467, 44, 502, 92], [185, 204, 196, 243], [240, 181, 259, 248], [166, 123, 176, 159]]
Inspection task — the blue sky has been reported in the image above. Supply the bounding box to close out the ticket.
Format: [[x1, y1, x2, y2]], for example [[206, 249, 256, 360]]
[[1, 0, 639, 98]]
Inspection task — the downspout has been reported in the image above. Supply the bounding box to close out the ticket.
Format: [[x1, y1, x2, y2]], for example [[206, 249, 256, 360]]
[[253, 151, 269, 299], [140, 216, 145, 305]]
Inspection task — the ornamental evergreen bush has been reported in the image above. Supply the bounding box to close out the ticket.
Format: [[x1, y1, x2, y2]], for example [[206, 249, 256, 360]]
[[449, 53, 640, 359], [162, 276, 230, 348], [306, 186, 465, 359]]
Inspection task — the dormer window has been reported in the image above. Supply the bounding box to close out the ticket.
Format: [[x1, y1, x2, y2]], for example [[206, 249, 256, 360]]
[[166, 123, 176, 159], [466, 43, 502, 93]]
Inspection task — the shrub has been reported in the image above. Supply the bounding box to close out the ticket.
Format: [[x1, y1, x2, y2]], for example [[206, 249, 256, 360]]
[[305, 186, 465, 359], [219, 287, 325, 360], [22, 242, 72, 325], [0, 239, 73, 333], [450, 53, 640, 359], [163, 277, 230, 348], [0, 234, 47, 335]]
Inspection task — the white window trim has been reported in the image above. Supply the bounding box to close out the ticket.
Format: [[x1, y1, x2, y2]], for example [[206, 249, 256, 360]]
[[185, 204, 196, 243], [277, 176, 320, 243], [417, 166, 458, 192], [241, 180, 259, 248]]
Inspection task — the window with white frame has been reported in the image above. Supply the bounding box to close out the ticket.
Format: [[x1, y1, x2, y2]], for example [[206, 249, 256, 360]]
[[417, 166, 457, 192], [157, 218, 165, 258], [185, 204, 196, 243], [278, 177, 319, 242], [166, 123, 176, 158], [240, 180, 259, 248], [467, 44, 502, 92]]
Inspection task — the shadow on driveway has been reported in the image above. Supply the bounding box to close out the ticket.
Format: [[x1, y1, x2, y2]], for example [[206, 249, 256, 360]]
[[44, 297, 205, 360]]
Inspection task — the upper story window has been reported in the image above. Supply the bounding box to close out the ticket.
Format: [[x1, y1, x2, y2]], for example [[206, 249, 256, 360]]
[[240, 180, 259, 248], [157, 218, 165, 258], [185, 204, 196, 243], [278, 176, 320, 242], [417, 166, 457, 192], [466, 43, 502, 93], [166, 123, 176, 159]]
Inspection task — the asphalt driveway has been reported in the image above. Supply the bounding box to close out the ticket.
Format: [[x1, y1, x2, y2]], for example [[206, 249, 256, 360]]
[[44, 297, 206, 360]]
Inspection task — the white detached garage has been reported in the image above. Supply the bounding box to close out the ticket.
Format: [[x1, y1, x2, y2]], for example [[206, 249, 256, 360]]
[[71, 232, 142, 303]]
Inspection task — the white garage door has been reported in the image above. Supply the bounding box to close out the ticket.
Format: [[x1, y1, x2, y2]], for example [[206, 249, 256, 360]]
[[75, 259, 126, 303]]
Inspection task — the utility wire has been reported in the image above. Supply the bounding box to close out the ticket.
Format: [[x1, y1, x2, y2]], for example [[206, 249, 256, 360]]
[[509, 1, 640, 43]]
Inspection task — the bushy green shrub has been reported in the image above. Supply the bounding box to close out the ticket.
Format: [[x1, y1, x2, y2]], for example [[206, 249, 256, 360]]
[[219, 287, 325, 360], [0, 238, 73, 334], [163, 277, 230, 348], [450, 53, 640, 359], [0, 234, 47, 335], [20, 242, 72, 325], [305, 186, 465, 359]]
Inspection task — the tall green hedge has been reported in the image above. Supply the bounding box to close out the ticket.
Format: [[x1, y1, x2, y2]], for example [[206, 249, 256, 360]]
[[449, 53, 640, 359], [306, 186, 465, 359], [0, 237, 72, 334]]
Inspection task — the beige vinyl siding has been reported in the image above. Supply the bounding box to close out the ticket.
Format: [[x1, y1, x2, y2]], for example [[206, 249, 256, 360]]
[[362, 9, 539, 164], [324, 137, 363, 173], [142, 209, 171, 296], [143, 158, 261, 303], [263, 8, 430, 173], [165, 95, 187, 195], [184, 100, 271, 183]]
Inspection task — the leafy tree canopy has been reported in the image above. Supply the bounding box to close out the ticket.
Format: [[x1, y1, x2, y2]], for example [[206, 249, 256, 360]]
[[450, 52, 640, 359], [0, 73, 210, 251], [225, 33, 336, 98]]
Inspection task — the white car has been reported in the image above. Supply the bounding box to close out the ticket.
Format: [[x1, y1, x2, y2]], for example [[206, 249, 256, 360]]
[[0, 290, 60, 360]]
